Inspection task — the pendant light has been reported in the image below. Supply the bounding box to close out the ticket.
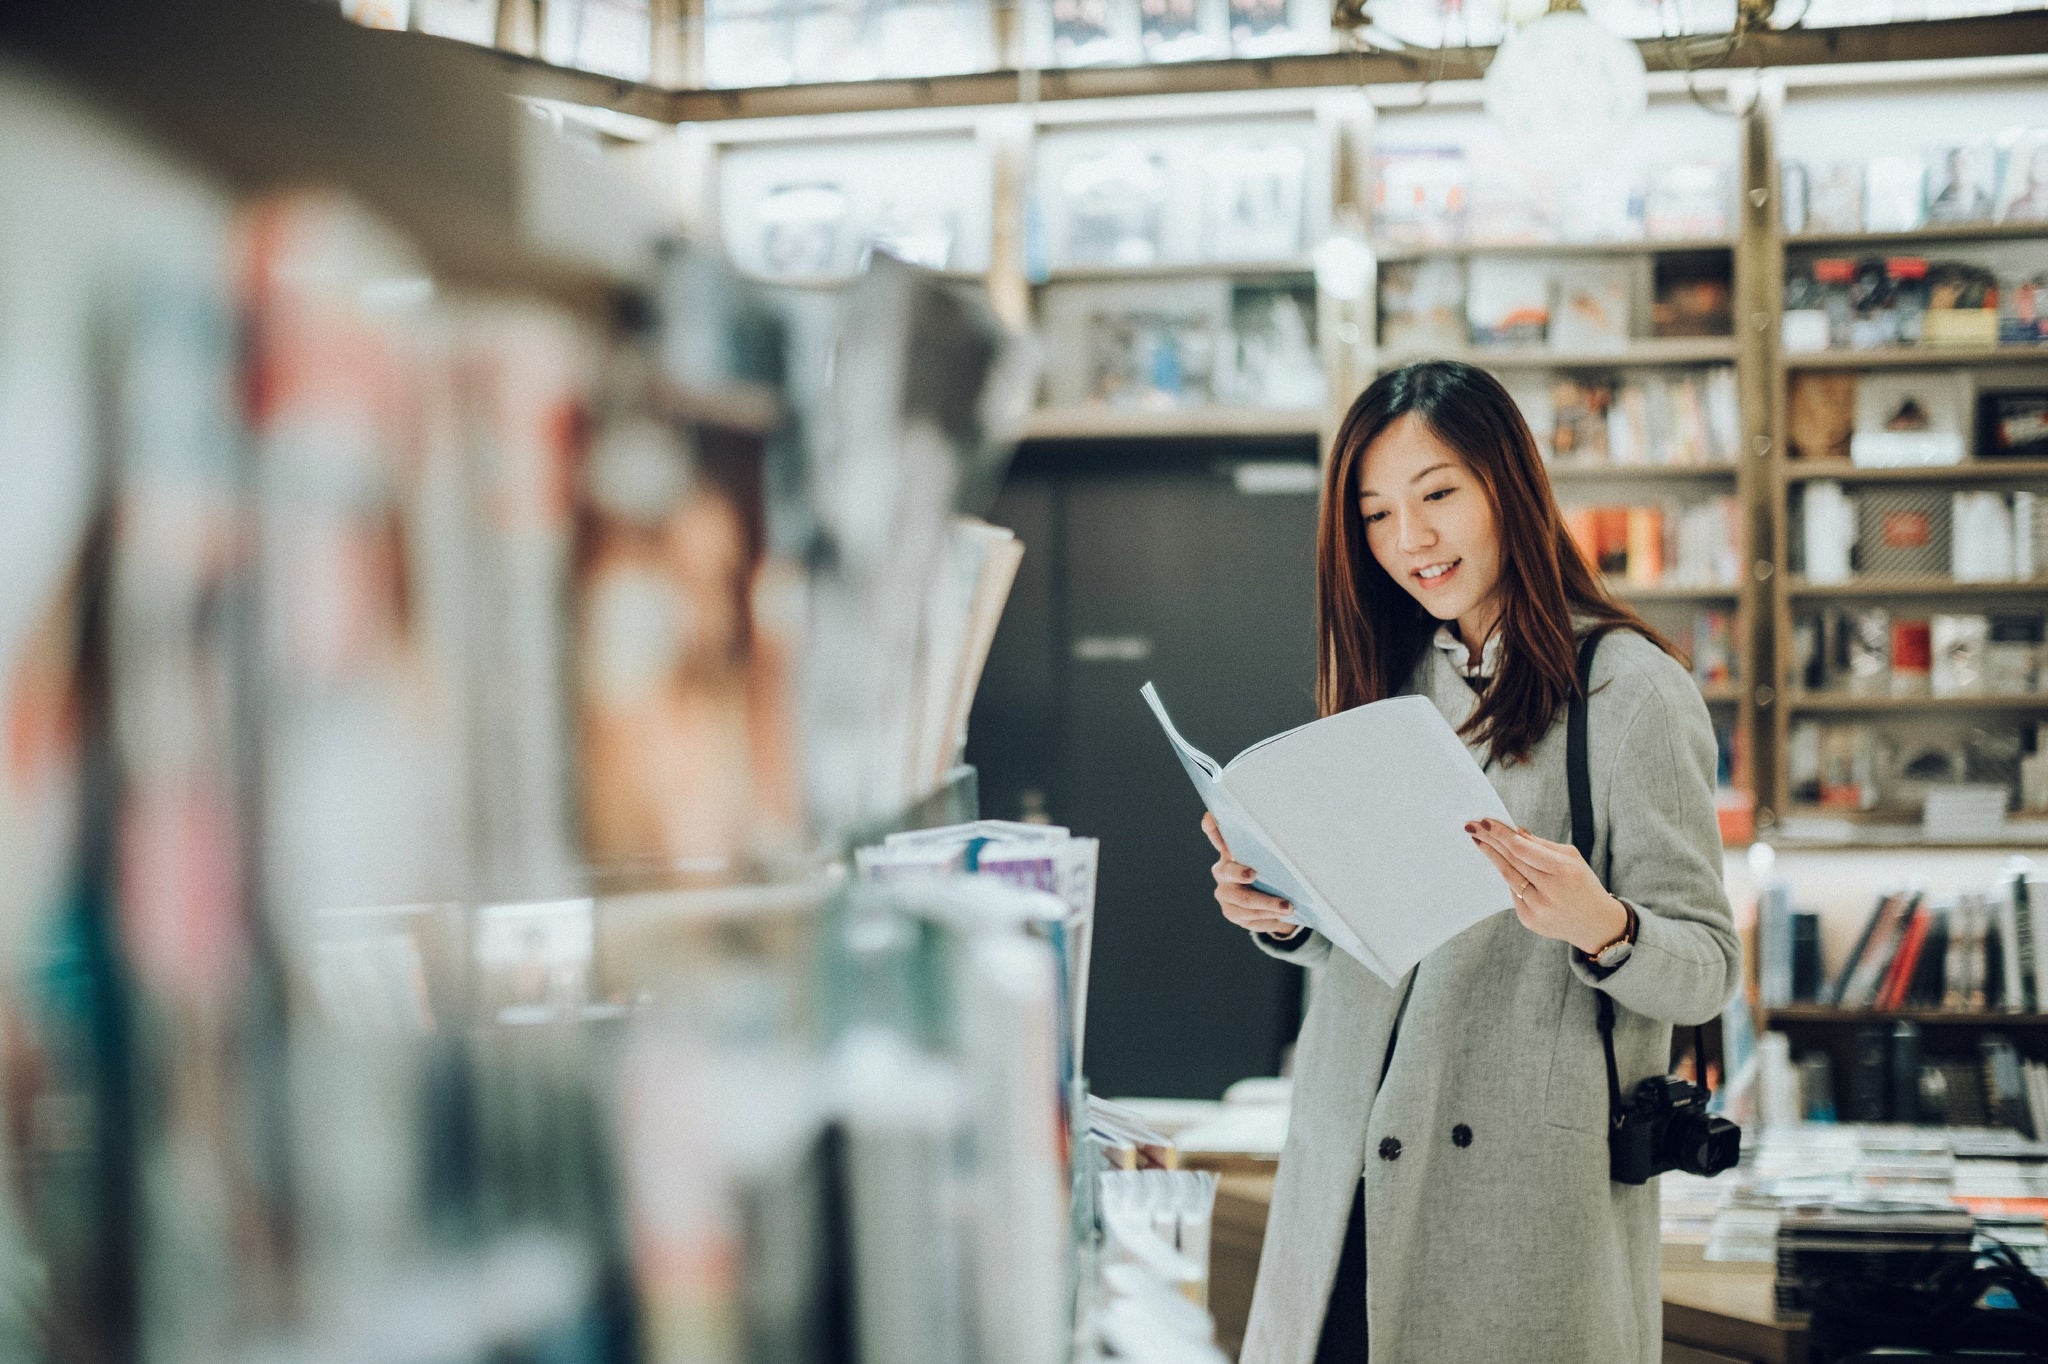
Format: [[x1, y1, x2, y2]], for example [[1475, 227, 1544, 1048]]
[[1482, 0, 1647, 168]]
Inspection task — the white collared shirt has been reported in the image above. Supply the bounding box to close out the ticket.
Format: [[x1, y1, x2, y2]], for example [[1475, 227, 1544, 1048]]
[[1433, 623, 1501, 680]]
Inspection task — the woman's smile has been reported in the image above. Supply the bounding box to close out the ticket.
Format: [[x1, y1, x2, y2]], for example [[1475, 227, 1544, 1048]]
[[1412, 558, 1462, 588]]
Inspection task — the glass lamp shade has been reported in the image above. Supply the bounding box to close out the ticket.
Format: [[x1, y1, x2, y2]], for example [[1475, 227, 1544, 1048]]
[[1482, 8, 1648, 167]]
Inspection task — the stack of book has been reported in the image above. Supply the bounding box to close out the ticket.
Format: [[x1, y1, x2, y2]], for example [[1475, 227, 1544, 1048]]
[[1775, 1205, 1979, 1316], [1527, 368, 1741, 468], [1562, 496, 1742, 588]]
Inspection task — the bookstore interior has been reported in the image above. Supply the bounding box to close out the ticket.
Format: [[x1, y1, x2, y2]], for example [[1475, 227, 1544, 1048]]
[[7, 0, 2048, 1360]]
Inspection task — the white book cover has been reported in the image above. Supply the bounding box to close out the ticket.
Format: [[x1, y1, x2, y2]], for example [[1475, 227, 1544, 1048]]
[[1141, 682, 1513, 984], [2030, 876, 2048, 1018], [1995, 883, 2027, 1012]]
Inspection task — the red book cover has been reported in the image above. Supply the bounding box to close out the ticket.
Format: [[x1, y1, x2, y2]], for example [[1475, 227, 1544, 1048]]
[[1879, 907, 1931, 1011]]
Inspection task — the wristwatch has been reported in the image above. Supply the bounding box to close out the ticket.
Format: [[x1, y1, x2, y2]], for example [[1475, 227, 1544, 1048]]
[[1586, 898, 1637, 970]]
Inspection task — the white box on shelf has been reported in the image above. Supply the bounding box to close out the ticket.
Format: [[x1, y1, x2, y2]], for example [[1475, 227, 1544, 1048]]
[[1922, 784, 2010, 841], [1850, 371, 1968, 467], [1801, 480, 1855, 585], [1783, 310, 1831, 354], [1952, 491, 2018, 582]]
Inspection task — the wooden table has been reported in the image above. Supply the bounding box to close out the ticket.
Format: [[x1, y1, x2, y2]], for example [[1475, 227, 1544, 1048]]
[[1206, 1171, 1808, 1364]]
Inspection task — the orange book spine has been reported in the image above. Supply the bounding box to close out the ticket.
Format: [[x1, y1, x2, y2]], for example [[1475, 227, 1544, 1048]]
[[1625, 507, 1664, 585]]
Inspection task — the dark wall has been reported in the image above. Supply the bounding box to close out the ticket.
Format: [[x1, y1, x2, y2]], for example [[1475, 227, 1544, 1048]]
[[967, 437, 1322, 1100]]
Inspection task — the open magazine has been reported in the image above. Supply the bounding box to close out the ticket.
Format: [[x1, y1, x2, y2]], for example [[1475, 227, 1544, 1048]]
[[1141, 682, 1514, 984]]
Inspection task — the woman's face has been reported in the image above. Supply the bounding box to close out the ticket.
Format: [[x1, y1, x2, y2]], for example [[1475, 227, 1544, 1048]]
[[1356, 413, 1503, 635]]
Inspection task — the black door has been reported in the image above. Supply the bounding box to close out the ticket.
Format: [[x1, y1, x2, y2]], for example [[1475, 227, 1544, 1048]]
[[969, 438, 1322, 1099]]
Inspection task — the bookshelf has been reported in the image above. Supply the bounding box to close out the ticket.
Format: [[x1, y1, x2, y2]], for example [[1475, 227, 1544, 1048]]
[[1757, 70, 2048, 840], [1375, 236, 1737, 262], [1547, 463, 1739, 482], [1787, 693, 2048, 714], [365, 13, 2048, 126], [1767, 1006, 2048, 1026], [1785, 221, 2048, 250], [1381, 339, 1743, 369], [673, 54, 2048, 848], [1784, 347, 2048, 369], [1785, 578, 2048, 600], [1781, 458, 2048, 484]]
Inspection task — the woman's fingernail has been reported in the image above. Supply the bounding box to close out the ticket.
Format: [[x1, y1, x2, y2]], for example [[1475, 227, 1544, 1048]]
[[1463, 821, 1478, 833]]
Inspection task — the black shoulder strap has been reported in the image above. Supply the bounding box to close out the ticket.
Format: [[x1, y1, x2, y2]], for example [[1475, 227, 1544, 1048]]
[[1567, 630, 1605, 867], [1571, 627, 1715, 1121], [1568, 630, 1627, 1123]]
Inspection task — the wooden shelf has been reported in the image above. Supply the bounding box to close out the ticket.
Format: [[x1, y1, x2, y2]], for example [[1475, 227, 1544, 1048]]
[[744, 267, 988, 290], [421, 13, 2048, 124], [1376, 236, 1734, 262], [1786, 691, 2048, 714], [1766, 1006, 2048, 1026], [1383, 338, 1740, 370], [1785, 577, 2048, 599], [1785, 221, 2048, 250], [1609, 582, 1743, 601], [1781, 459, 2048, 484], [1021, 406, 1323, 441], [1548, 462, 1739, 481], [1768, 811, 2048, 849], [1784, 347, 2048, 369], [1036, 260, 1313, 283]]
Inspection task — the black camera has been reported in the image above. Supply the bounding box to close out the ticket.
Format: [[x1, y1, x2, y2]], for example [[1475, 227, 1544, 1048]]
[[1609, 1075, 1742, 1185]]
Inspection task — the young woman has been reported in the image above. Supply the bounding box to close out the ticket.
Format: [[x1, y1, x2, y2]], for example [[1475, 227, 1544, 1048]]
[[1203, 360, 1740, 1364]]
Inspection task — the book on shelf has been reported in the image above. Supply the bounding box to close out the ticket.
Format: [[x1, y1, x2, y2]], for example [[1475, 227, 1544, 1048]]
[[1563, 495, 1739, 588], [1549, 261, 1633, 352], [1650, 255, 1733, 339], [1465, 257, 1549, 346], [1907, 906, 1951, 1010], [1877, 906, 1932, 1012], [1759, 881, 1795, 1008], [1372, 147, 1468, 248], [1946, 895, 1992, 1011], [1379, 258, 1466, 354], [1980, 389, 2048, 460], [1924, 141, 2000, 227], [1865, 154, 1928, 234], [1994, 128, 2048, 226], [1788, 371, 1856, 463], [1889, 1020, 1922, 1123], [1831, 890, 1917, 1006]]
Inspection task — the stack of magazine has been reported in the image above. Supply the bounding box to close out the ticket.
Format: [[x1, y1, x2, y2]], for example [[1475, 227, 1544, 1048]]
[[856, 818, 1099, 1085]]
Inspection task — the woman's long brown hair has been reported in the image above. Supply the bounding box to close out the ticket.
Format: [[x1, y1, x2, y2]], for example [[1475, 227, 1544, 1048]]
[[1315, 360, 1678, 765]]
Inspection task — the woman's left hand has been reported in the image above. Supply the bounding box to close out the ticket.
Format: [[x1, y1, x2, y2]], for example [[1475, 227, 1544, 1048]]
[[1465, 818, 1629, 956]]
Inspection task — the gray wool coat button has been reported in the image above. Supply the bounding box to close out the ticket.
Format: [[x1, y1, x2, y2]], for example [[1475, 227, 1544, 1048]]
[[1452, 1124, 1473, 1147], [1378, 1137, 1402, 1161]]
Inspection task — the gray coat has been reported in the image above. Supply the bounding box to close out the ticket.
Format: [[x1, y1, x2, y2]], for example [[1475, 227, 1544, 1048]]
[[1239, 629, 1741, 1364]]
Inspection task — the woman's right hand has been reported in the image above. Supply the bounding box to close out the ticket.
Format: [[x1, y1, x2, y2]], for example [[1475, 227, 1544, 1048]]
[[1201, 812, 1300, 937]]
